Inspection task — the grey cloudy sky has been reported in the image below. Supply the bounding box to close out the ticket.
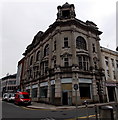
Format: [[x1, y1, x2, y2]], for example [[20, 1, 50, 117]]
[[0, 0, 117, 78]]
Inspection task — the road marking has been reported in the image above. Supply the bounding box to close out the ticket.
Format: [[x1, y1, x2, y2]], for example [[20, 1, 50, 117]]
[[78, 114, 96, 118], [21, 106, 39, 110], [65, 114, 96, 120], [21, 106, 50, 111]]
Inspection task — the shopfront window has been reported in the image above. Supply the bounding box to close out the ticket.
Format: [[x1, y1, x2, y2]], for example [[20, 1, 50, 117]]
[[26, 89, 30, 95], [40, 86, 48, 98], [32, 88, 37, 98], [79, 83, 91, 99]]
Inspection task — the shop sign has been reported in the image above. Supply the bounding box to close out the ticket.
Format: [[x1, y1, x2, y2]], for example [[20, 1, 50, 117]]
[[61, 78, 72, 83], [106, 83, 116, 86], [32, 84, 38, 88], [51, 80, 55, 85], [40, 82, 48, 87], [79, 78, 92, 83], [26, 86, 31, 90]]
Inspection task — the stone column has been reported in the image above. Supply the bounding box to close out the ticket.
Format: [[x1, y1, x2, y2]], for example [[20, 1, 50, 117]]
[[102, 76, 107, 102], [48, 37, 53, 69], [30, 83, 32, 98], [96, 39, 103, 69], [47, 78, 51, 104], [70, 27, 77, 65], [55, 71, 62, 105], [37, 81, 40, 101], [56, 28, 61, 66], [72, 67, 81, 105], [92, 74, 99, 103], [87, 34, 94, 67]]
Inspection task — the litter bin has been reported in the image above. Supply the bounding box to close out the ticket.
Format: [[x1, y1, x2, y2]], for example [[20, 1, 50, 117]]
[[99, 105, 114, 120]]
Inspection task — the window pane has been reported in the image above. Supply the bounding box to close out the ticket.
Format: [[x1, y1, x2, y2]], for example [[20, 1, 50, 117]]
[[64, 37, 68, 47], [36, 51, 40, 61], [44, 44, 49, 56], [32, 88, 37, 98], [76, 36, 86, 50], [64, 57, 69, 67], [40, 87, 48, 98]]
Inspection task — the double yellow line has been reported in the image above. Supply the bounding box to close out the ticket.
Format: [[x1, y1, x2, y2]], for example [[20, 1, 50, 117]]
[[65, 114, 96, 120]]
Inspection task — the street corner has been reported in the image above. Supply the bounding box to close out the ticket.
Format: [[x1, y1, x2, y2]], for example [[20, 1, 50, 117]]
[[24, 104, 57, 110]]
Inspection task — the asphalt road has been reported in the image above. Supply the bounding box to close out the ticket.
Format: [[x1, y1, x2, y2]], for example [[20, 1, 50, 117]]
[[2, 101, 96, 120]]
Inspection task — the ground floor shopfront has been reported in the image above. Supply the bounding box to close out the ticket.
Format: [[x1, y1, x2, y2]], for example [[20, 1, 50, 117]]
[[23, 76, 102, 105]]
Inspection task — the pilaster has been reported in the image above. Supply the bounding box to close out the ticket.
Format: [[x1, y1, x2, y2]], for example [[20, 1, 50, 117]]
[[92, 74, 99, 102], [72, 66, 81, 105], [55, 71, 62, 105]]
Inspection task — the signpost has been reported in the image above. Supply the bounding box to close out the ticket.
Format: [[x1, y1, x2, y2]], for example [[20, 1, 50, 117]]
[[74, 84, 78, 120]]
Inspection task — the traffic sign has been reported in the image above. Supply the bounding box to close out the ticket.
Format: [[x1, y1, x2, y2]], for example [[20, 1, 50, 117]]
[[74, 84, 78, 90]]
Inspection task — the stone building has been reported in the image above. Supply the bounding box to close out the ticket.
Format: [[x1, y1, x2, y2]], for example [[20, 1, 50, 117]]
[[101, 47, 118, 102], [21, 3, 106, 105], [16, 57, 25, 91], [1, 74, 17, 95]]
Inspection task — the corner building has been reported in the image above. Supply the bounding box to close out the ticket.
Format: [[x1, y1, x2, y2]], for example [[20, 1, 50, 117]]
[[22, 3, 106, 105]]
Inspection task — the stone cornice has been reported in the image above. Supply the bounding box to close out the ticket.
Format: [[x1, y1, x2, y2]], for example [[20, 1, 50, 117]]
[[23, 18, 102, 56]]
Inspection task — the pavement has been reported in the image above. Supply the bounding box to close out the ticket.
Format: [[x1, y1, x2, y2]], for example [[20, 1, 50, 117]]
[[26, 101, 116, 110]]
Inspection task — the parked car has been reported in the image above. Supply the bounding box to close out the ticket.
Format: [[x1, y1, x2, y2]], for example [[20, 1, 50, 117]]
[[14, 91, 31, 105], [2, 93, 9, 101], [7, 93, 15, 102]]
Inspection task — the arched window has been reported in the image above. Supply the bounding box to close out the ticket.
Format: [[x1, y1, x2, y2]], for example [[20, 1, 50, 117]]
[[44, 44, 49, 57], [76, 36, 87, 50], [30, 56, 33, 65], [36, 51, 40, 61]]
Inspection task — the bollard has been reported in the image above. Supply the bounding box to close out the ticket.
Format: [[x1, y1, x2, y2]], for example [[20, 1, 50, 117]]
[[95, 105, 98, 120], [84, 100, 89, 120], [99, 105, 114, 120]]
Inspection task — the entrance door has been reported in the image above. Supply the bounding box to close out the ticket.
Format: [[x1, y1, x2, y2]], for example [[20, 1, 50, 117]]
[[107, 87, 115, 102], [51, 85, 55, 104], [62, 91, 68, 105]]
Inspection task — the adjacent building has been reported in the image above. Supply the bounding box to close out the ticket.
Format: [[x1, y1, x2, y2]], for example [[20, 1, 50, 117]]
[[20, 3, 107, 105], [101, 47, 118, 102], [16, 57, 25, 91], [1, 74, 17, 95]]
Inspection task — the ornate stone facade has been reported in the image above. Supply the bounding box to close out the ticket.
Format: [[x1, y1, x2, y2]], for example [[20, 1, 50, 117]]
[[21, 3, 106, 105]]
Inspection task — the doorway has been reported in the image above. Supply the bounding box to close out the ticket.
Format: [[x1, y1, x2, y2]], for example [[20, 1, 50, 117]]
[[62, 91, 68, 105], [51, 85, 55, 104], [107, 86, 115, 102]]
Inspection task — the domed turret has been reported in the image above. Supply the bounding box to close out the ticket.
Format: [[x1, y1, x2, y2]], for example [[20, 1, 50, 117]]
[[57, 2, 76, 20]]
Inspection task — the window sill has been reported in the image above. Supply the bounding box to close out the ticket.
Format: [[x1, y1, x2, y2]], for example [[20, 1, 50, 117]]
[[62, 46, 70, 49]]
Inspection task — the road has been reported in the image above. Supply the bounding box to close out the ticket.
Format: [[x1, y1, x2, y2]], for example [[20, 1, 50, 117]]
[[2, 101, 96, 120]]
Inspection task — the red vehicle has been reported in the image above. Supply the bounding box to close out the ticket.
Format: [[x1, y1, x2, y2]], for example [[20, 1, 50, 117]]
[[14, 91, 31, 105]]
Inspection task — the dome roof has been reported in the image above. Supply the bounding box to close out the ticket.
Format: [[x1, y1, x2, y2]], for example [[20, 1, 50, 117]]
[[62, 2, 70, 8]]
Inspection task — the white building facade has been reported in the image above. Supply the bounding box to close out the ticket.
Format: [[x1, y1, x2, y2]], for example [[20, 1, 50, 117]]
[[1, 74, 17, 95]]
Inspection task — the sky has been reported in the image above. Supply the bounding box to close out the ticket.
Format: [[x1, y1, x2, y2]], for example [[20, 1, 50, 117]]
[[0, 0, 117, 78]]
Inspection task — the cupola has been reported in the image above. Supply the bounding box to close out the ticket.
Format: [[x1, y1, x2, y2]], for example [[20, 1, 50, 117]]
[[57, 2, 76, 20]]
